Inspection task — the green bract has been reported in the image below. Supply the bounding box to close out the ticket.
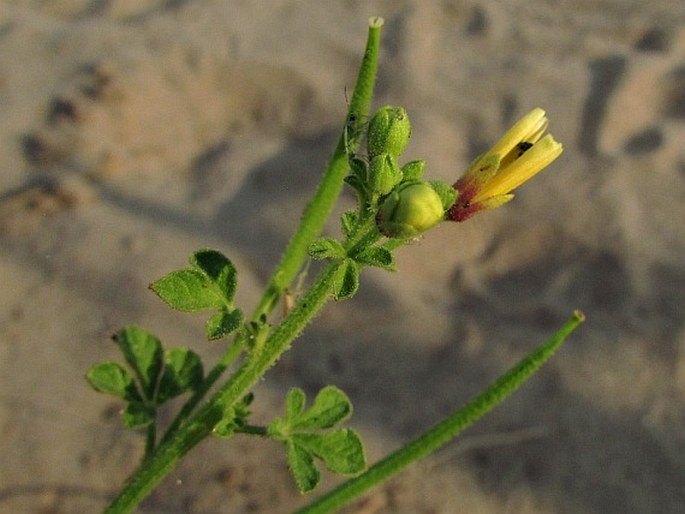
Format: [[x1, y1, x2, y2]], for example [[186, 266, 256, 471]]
[[376, 182, 445, 238], [366, 106, 411, 158], [400, 159, 426, 181], [367, 153, 402, 195]]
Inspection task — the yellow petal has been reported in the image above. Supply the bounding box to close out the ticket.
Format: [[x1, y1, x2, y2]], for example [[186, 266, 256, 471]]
[[487, 108, 548, 158], [479, 194, 514, 210], [473, 134, 563, 201]]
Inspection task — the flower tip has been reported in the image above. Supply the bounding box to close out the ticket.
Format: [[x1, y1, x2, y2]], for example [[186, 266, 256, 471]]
[[539, 133, 564, 157], [490, 107, 550, 157], [530, 107, 546, 118], [518, 108, 548, 131]]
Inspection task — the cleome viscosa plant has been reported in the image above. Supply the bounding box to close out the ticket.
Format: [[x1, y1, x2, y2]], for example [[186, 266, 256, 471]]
[[87, 17, 583, 514]]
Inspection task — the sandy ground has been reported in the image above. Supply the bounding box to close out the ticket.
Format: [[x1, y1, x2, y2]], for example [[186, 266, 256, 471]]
[[1, 1, 685, 513]]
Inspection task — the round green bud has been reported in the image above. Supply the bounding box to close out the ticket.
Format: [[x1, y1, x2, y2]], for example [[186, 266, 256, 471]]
[[368, 153, 402, 195], [376, 182, 445, 238], [366, 106, 411, 158]]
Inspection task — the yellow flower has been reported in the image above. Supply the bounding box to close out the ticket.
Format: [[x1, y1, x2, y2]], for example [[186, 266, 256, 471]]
[[447, 108, 563, 222]]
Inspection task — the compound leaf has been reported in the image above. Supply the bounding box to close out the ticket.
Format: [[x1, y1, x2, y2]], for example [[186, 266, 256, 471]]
[[332, 260, 359, 300], [287, 440, 321, 493], [150, 249, 239, 313], [340, 211, 357, 238], [206, 308, 243, 341], [292, 429, 365, 475], [122, 401, 156, 429], [150, 269, 221, 311], [113, 326, 163, 400], [190, 249, 238, 304], [285, 387, 307, 421], [86, 362, 141, 402], [156, 348, 204, 403], [308, 238, 346, 260], [354, 246, 396, 271], [290, 386, 352, 431]]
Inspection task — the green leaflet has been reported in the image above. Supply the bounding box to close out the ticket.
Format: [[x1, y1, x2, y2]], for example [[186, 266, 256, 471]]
[[269, 386, 366, 493], [150, 249, 243, 340]]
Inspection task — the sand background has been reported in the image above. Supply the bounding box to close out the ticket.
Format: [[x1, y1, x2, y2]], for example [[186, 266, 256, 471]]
[[1, 1, 685, 513]]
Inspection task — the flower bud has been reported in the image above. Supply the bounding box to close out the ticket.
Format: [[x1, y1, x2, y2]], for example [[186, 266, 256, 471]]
[[447, 108, 563, 222], [376, 182, 445, 239], [367, 153, 402, 195], [366, 106, 411, 158]]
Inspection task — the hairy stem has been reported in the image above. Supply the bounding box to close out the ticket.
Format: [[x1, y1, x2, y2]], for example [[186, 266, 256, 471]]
[[158, 17, 384, 444], [143, 421, 156, 461], [159, 340, 242, 446], [295, 311, 585, 514], [252, 17, 383, 320]]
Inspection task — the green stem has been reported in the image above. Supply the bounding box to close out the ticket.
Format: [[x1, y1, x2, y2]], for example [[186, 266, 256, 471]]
[[157, 17, 384, 444], [214, 262, 344, 409], [294, 311, 585, 514], [235, 424, 269, 437], [103, 262, 344, 514], [159, 339, 242, 445], [252, 17, 383, 320], [104, 403, 224, 514], [143, 421, 156, 461]]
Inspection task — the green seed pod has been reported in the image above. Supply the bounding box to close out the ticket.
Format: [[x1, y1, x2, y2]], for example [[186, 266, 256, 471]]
[[376, 182, 445, 239], [367, 153, 402, 195], [366, 106, 411, 158]]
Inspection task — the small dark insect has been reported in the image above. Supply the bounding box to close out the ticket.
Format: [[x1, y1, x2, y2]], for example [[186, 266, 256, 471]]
[[343, 112, 368, 160], [516, 141, 534, 157]]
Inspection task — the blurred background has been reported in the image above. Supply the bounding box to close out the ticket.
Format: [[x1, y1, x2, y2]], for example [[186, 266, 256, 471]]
[[1, 1, 684, 512]]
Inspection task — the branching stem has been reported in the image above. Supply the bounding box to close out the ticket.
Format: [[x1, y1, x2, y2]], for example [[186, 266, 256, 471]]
[[104, 262, 344, 514], [158, 17, 383, 446], [103, 16, 384, 510]]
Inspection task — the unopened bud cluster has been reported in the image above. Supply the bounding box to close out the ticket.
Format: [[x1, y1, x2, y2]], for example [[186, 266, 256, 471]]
[[348, 106, 562, 239], [345, 106, 452, 239]]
